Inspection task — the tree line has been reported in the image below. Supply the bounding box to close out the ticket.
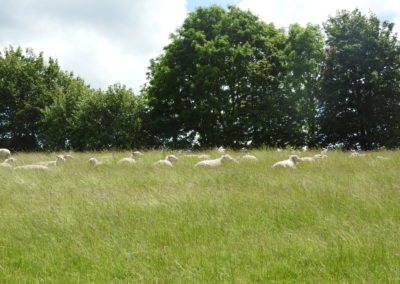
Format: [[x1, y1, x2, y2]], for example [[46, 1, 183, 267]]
[[1, 7, 399, 151]]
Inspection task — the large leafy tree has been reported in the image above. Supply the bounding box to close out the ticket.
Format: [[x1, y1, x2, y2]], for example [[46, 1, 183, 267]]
[[284, 24, 324, 147], [70, 84, 144, 151], [0, 47, 68, 150], [318, 10, 400, 149], [145, 6, 299, 148]]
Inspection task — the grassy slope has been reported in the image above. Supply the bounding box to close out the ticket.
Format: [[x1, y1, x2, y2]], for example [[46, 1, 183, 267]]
[[0, 150, 399, 283]]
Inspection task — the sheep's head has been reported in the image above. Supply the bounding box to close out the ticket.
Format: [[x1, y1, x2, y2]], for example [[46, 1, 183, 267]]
[[166, 155, 179, 164], [56, 155, 66, 161], [289, 155, 300, 163]]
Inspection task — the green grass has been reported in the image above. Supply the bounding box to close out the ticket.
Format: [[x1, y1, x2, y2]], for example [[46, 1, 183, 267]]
[[0, 150, 399, 283]]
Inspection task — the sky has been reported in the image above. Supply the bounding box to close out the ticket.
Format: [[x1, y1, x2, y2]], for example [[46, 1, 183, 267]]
[[1, 0, 399, 93]]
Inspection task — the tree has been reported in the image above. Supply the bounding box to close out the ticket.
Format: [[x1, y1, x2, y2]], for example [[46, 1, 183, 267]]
[[144, 6, 299, 149], [318, 10, 400, 149], [70, 84, 144, 150], [284, 24, 324, 147], [0, 47, 67, 150]]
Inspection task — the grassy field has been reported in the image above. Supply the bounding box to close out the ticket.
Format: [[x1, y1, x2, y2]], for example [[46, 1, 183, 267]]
[[0, 150, 399, 283]]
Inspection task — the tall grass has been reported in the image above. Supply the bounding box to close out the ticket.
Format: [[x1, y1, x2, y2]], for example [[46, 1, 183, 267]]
[[0, 150, 399, 282]]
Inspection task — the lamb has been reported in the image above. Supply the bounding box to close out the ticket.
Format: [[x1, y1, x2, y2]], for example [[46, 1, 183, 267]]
[[217, 146, 226, 153], [194, 154, 237, 168], [272, 155, 300, 169], [61, 154, 73, 160], [88, 158, 103, 166], [349, 152, 366, 158], [0, 148, 11, 159], [14, 165, 50, 171], [118, 157, 136, 164], [240, 154, 258, 161]]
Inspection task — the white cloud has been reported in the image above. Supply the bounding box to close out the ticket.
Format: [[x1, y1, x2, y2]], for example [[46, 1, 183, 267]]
[[0, 0, 188, 93], [238, 0, 400, 33]]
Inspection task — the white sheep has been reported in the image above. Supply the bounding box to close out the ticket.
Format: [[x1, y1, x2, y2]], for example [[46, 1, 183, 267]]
[[4, 157, 17, 163], [132, 151, 144, 158], [376, 156, 390, 160], [240, 154, 258, 161], [194, 154, 237, 168], [299, 156, 315, 162], [0, 148, 11, 159], [153, 159, 173, 167], [349, 152, 366, 158], [0, 162, 12, 168], [153, 155, 179, 167], [217, 146, 226, 153], [272, 155, 300, 169], [37, 155, 65, 167], [89, 158, 103, 166], [61, 154, 73, 160], [118, 157, 136, 164], [14, 165, 50, 171]]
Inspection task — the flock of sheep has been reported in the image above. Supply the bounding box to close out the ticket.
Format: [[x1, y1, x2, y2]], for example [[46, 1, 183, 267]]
[[0, 147, 391, 172]]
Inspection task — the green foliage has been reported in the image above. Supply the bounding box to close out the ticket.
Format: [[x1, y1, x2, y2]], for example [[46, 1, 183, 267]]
[[318, 9, 400, 149], [70, 84, 145, 150], [284, 24, 325, 146], [0, 47, 67, 150], [145, 6, 298, 148]]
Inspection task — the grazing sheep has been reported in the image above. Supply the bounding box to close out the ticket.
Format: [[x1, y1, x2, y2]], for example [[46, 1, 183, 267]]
[[14, 165, 50, 171], [194, 154, 237, 168], [118, 157, 136, 164], [89, 158, 103, 166], [240, 154, 258, 161], [0, 162, 12, 168], [272, 155, 300, 169], [299, 157, 315, 162], [0, 148, 11, 159], [4, 157, 17, 163]]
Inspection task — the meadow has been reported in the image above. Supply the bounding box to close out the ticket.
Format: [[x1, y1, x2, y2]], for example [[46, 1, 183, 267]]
[[0, 150, 399, 283]]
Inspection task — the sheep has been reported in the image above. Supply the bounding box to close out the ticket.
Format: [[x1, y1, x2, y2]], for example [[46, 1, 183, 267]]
[[37, 155, 65, 167], [240, 154, 258, 161], [299, 156, 315, 162], [217, 146, 226, 153], [197, 154, 211, 159], [194, 154, 237, 168], [0, 162, 12, 168], [153, 155, 179, 167], [4, 157, 17, 163], [153, 159, 173, 167], [118, 157, 136, 164], [272, 155, 300, 169], [376, 156, 390, 160], [166, 155, 179, 164], [132, 151, 144, 158], [14, 165, 50, 171], [88, 158, 103, 166], [0, 148, 11, 159], [349, 152, 366, 158], [313, 153, 328, 159], [61, 154, 73, 160]]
